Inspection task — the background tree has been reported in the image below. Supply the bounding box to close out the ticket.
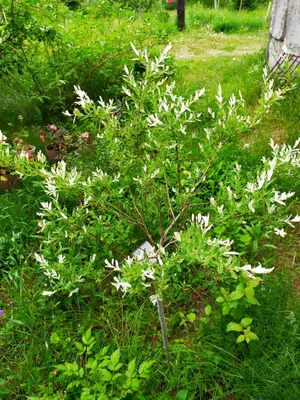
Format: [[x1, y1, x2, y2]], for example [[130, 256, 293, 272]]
[[177, 0, 185, 30], [214, 0, 220, 9]]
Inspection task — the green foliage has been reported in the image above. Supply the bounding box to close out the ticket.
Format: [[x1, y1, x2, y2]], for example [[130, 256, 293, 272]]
[[1, 3, 300, 399], [186, 4, 267, 32], [0, 0, 175, 123], [10, 46, 295, 351], [231, 0, 269, 11], [29, 328, 155, 399]]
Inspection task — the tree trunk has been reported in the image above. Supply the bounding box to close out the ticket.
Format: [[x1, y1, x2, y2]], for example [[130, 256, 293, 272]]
[[177, 0, 185, 30]]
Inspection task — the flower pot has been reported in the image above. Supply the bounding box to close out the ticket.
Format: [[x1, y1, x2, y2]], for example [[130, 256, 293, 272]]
[[165, 1, 177, 10], [18, 145, 36, 159], [45, 144, 60, 164], [0, 173, 22, 192], [28, 145, 36, 156]]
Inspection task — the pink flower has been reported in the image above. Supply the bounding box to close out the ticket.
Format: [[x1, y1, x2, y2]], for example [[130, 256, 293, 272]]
[[49, 125, 58, 131], [81, 132, 89, 139], [40, 135, 45, 142]]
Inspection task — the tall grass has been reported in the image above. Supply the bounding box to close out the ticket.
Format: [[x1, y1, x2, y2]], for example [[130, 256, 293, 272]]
[[186, 4, 268, 32], [0, 81, 42, 133]]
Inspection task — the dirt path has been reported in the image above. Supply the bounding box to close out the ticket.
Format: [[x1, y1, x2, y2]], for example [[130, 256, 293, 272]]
[[172, 32, 265, 59]]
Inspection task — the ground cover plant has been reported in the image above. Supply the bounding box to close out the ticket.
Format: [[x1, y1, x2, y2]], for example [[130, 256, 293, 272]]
[[0, 0, 176, 130], [1, 1, 300, 399]]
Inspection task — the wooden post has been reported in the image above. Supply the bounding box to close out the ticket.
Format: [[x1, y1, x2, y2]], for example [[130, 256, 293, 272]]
[[177, 0, 185, 30]]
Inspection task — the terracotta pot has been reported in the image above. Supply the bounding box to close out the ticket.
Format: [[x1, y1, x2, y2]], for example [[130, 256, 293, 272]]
[[0, 173, 22, 192], [45, 144, 61, 164]]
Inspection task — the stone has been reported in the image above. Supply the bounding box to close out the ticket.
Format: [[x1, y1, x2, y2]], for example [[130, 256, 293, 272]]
[[268, 0, 300, 68]]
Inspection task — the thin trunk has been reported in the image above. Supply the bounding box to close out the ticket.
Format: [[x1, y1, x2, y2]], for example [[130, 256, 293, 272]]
[[177, 0, 185, 30], [176, 144, 181, 193], [239, 0, 243, 11], [156, 297, 170, 363]]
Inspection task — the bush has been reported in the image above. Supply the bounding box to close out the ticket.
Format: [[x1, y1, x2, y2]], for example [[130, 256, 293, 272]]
[[0, 0, 175, 125], [12, 46, 297, 351]]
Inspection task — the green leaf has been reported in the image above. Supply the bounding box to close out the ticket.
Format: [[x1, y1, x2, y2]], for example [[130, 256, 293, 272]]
[[236, 335, 245, 343], [245, 287, 254, 299], [130, 378, 141, 390], [139, 360, 156, 377], [87, 341, 96, 351], [245, 297, 259, 305], [99, 346, 109, 357], [187, 312, 196, 322], [204, 305, 211, 316], [50, 332, 61, 344], [55, 364, 67, 371], [112, 372, 122, 381], [253, 240, 258, 253], [111, 363, 123, 372], [101, 369, 112, 381], [241, 317, 253, 327], [240, 234, 251, 244], [214, 225, 226, 236], [229, 290, 244, 301], [236, 283, 245, 292], [82, 327, 92, 345], [262, 244, 277, 249], [175, 389, 189, 400], [227, 322, 243, 332], [126, 359, 136, 378], [110, 349, 120, 367], [216, 296, 224, 303], [247, 331, 259, 341], [99, 359, 109, 368], [222, 305, 230, 315], [248, 278, 261, 288], [86, 358, 97, 369], [228, 300, 239, 309], [97, 394, 108, 400], [75, 342, 84, 352], [67, 379, 81, 390]]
